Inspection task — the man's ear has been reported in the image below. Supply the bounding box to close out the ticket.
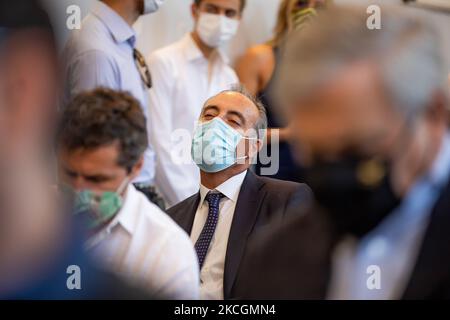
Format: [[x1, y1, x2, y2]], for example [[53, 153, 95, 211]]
[[191, 3, 199, 20], [248, 137, 263, 160], [255, 138, 264, 153], [236, 7, 243, 20], [425, 90, 448, 124], [129, 155, 144, 180]]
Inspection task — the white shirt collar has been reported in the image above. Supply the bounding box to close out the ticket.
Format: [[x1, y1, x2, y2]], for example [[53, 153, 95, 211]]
[[199, 170, 248, 205], [114, 184, 140, 234], [427, 132, 450, 188], [85, 184, 139, 250]]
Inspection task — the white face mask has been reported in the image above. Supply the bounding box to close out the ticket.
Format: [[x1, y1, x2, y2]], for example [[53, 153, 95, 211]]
[[196, 13, 240, 48], [143, 0, 164, 15]]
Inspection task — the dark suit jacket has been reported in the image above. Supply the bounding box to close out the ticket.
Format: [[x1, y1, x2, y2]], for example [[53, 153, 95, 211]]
[[167, 170, 311, 300], [233, 202, 336, 299], [235, 177, 450, 299], [402, 177, 450, 299]]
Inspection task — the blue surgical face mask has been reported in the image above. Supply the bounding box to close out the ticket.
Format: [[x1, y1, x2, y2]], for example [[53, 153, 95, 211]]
[[191, 117, 258, 173]]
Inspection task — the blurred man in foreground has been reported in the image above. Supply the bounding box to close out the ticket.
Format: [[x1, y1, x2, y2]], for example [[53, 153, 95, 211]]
[[57, 88, 199, 299], [237, 5, 450, 299], [0, 0, 151, 299]]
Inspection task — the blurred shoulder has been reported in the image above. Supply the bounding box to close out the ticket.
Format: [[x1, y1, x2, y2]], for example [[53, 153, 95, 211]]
[[166, 193, 199, 216], [257, 174, 306, 192], [239, 44, 274, 66]]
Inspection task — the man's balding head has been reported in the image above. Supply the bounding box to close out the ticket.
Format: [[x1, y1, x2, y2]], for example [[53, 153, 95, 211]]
[[200, 85, 267, 140], [274, 5, 448, 164], [195, 86, 267, 176]]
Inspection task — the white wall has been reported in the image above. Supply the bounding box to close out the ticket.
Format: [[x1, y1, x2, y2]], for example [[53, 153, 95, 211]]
[[44, 0, 449, 70], [44, 0, 280, 65]]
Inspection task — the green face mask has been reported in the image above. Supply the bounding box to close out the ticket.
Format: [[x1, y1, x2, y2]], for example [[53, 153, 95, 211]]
[[74, 177, 129, 230], [291, 7, 317, 31]]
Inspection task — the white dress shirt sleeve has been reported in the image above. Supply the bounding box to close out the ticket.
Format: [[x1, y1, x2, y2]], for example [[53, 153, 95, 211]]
[[147, 52, 199, 206]]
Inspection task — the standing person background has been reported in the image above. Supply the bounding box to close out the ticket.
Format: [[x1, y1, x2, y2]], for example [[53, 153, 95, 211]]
[[63, 0, 166, 208], [236, 0, 331, 181], [147, 0, 244, 207], [0, 0, 153, 299]]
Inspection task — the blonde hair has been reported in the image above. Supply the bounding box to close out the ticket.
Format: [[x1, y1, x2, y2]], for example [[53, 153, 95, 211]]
[[268, 0, 332, 47]]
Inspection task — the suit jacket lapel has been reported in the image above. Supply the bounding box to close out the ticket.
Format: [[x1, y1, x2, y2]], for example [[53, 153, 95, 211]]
[[178, 193, 201, 235], [223, 171, 266, 299]]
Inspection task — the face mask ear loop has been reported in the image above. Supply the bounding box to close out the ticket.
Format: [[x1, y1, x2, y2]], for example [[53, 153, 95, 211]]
[[235, 136, 260, 161], [80, 191, 100, 220]]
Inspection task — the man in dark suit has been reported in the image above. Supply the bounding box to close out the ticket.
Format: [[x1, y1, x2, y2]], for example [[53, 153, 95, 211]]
[[235, 5, 450, 299], [168, 86, 311, 300]]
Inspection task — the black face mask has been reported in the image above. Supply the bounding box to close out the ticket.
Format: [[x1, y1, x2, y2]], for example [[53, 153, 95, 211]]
[[303, 156, 402, 238]]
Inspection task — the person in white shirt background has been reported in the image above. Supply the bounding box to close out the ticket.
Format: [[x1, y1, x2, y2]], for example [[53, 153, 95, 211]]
[[57, 88, 199, 300], [147, 0, 245, 207], [63, 0, 166, 208]]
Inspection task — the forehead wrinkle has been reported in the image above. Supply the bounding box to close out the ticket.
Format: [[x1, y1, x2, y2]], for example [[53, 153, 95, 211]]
[[205, 93, 258, 126]]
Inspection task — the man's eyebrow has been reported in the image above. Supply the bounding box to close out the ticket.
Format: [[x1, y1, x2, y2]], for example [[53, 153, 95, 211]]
[[206, 3, 236, 12], [84, 174, 110, 180], [227, 110, 246, 125], [202, 105, 247, 125], [62, 166, 112, 181], [202, 105, 220, 114], [63, 165, 77, 176]]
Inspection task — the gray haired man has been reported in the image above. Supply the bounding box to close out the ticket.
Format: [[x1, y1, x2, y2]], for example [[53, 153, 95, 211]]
[[236, 5, 450, 299]]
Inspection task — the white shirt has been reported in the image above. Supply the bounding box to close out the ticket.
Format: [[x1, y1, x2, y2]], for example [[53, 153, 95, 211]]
[[63, 1, 155, 184], [85, 184, 200, 299], [147, 33, 238, 207], [190, 170, 247, 300]]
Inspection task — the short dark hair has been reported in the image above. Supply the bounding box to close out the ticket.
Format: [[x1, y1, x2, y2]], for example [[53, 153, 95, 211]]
[[0, 0, 55, 48], [229, 84, 267, 140], [58, 88, 148, 172], [0, 0, 53, 30], [193, 0, 246, 12]]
